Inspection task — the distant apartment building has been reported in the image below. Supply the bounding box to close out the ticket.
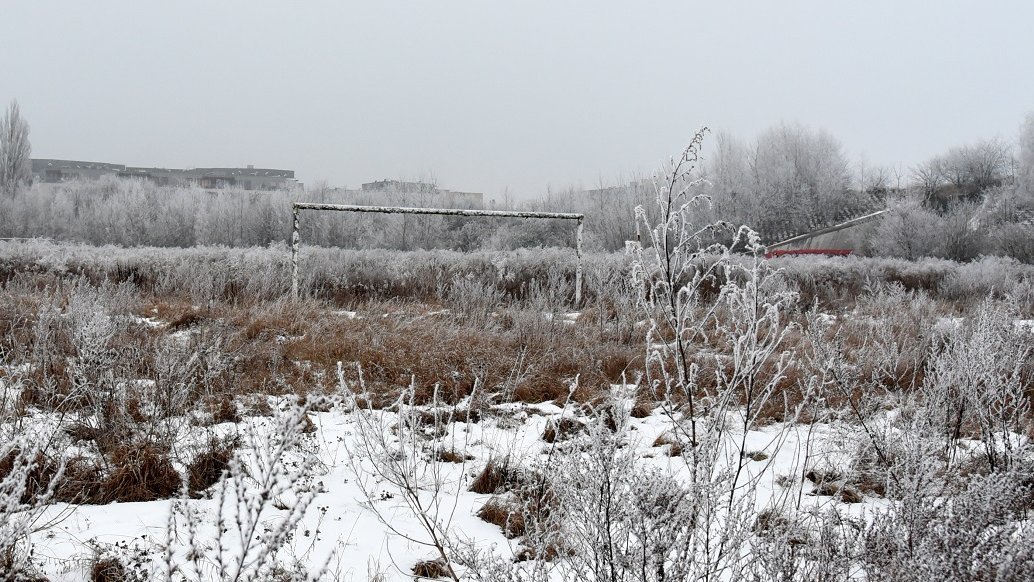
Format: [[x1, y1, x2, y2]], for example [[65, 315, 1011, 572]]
[[361, 179, 484, 208], [361, 179, 436, 194], [31, 159, 297, 190]]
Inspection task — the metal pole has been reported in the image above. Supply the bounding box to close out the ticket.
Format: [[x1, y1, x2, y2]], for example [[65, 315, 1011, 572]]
[[575, 218, 583, 305], [291, 204, 300, 300]]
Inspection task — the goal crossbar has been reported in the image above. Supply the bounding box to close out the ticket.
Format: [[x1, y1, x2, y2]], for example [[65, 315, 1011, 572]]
[[290, 202, 585, 302]]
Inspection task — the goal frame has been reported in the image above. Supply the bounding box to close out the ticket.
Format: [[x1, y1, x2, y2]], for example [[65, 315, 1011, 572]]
[[290, 202, 585, 302]]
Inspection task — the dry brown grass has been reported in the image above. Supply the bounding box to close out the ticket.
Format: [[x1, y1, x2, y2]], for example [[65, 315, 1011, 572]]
[[753, 508, 808, 546], [411, 558, 451, 579], [629, 386, 655, 418], [54, 456, 104, 503], [651, 432, 684, 457], [5, 265, 648, 424], [0, 450, 61, 504], [3, 438, 218, 505], [476, 497, 525, 538], [101, 443, 182, 503], [187, 437, 236, 496], [541, 417, 586, 443], [166, 310, 206, 331], [208, 394, 241, 425], [204, 299, 641, 407], [435, 449, 473, 464], [136, 297, 200, 324], [90, 556, 134, 582], [804, 466, 864, 503], [469, 457, 522, 494], [811, 481, 864, 503], [852, 474, 888, 497], [0, 548, 49, 582]]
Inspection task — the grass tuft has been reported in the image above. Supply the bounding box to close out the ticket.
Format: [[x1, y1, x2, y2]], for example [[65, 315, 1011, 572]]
[[101, 443, 182, 503], [476, 497, 525, 538], [412, 558, 451, 579], [541, 417, 586, 443], [469, 457, 522, 494], [187, 437, 236, 496], [90, 556, 135, 582]]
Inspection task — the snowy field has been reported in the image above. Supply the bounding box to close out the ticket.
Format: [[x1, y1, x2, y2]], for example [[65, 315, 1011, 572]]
[[1, 233, 1033, 581], [13, 391, 900, 581]]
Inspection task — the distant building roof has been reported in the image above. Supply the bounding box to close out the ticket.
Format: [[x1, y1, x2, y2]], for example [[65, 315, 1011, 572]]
[[32, 159, 126, 172], [361, 179, 436, 192], [192, 167, 294, 179], [32, 159, 295, 183]]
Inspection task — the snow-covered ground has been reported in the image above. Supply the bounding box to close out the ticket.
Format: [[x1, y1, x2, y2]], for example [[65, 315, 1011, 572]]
[[17, 394, 885, 581]]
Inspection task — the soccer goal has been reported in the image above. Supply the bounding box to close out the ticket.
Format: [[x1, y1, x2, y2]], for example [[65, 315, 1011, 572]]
[[290, 202, 586, 302]]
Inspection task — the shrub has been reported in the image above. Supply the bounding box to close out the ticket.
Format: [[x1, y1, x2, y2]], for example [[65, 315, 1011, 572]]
[[91, 556, 137, 582], [540, 417, 585, 443], [475, 497, 525, 538], [469, 457, 522, 494], [186, 437, 236, 496], [101, 443, 182, 503], [412, 558, 451, 579]]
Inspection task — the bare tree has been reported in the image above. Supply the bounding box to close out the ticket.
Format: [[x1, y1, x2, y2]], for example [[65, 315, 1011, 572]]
[[912, 137, 1012, 208], [701, 123, 857, 238], [910, 157, 944, 205], [0, 100, 31, 197], [1019, 112, 1034, 196], [856, 159, 892, 196]]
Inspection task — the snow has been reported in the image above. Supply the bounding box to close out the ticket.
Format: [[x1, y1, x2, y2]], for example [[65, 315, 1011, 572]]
[[13, 396, 897, 581], [129, 315, 163, 329]]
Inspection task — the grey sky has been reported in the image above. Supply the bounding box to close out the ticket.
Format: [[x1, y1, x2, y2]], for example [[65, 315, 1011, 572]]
[[3, 1, 1032, 198]]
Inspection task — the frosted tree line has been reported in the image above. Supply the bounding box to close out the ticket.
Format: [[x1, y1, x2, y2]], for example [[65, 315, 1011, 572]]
[[1, 103, 1032, 262]]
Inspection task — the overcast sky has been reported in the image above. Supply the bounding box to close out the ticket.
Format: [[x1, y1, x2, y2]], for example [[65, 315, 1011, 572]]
[[3, 1, 1032, 198]]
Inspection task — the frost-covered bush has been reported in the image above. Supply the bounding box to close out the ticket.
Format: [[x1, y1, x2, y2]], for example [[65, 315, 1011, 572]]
[[446, 274, 505, 327], [859, 471, 1034, 582], [868, 199, 947, 261], [509, 411, 705, 582], [919, 297, 1033, 472], [0, 434, 65, 577], [0, 239, 618, 306], [162, 402, 328, 581], [847, 281, 941, 391], [939, 255, 1034, 305]]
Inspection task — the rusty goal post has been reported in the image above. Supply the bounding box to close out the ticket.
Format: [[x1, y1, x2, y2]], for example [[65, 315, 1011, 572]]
[[290, 202, 585, 303]]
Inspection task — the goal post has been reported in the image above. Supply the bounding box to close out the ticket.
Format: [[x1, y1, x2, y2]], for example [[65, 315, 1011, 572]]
[[290, 202, 586, 303]]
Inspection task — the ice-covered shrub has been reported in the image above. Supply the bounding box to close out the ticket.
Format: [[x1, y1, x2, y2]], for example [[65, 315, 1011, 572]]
[[848, 281, 940, 391], [446, 274, 505, 327], [0, 435, 65, 577], [161, 402, 328, 581], [859, 471, 1034, 582], [920, 297, 1032, 472], [939, 255, 1034, 304]]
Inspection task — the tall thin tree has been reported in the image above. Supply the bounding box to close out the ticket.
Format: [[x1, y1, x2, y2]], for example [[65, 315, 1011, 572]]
[[1020, 112, 1034, 196], [0, 100, 31, 197]]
